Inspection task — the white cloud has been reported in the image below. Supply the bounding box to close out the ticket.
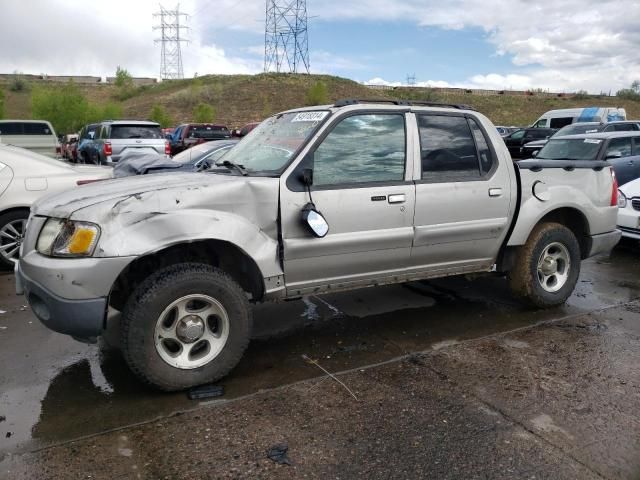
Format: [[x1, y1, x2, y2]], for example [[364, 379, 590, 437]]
[[320, 0, 640, 92], [0, 0, 258, 78]]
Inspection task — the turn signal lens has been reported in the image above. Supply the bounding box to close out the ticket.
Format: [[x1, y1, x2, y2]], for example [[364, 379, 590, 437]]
[[610, 168, 618, 206], [617, 190, 627, 208]]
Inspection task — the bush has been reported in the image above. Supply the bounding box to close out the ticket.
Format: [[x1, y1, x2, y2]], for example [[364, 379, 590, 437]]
[[616, 88, 640, 101], [114, 66, 135, 100], [192, 103, 215, 122], [32, 82, 122, 134], [573, 90, 589, 100], [9, 72, 29, 92], [305, 81, 328, 106], [150, 104, 173, 127]]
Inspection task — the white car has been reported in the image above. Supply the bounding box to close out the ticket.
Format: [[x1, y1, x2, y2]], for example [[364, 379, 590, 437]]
[[0, 144, 112, 266], [618, 177, 640, 240], [0, 120, 60, 158]]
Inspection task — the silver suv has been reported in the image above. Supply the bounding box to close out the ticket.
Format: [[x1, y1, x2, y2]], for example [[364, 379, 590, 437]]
[[86, 120, 169, 164], [16, 100, 621, 391]]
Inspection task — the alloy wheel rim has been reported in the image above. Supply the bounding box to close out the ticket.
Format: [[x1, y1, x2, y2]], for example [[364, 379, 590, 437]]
[[154, 294, 230, 370], [536, 242, 570, 293], [0, 219, 26, 263]]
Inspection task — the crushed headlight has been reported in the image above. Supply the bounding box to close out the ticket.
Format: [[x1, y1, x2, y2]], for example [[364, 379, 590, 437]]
[[617, 190, 627, 209], [37, 218, 100, 257]]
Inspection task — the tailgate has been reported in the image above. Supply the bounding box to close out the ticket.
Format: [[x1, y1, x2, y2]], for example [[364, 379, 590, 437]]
[[111, 139, 165, 161]]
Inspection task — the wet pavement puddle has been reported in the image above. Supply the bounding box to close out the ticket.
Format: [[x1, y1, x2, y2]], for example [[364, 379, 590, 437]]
[[0, 245, 638, 459]]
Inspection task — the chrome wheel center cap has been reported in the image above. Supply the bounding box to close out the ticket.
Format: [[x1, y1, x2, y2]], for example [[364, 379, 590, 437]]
[[541, 257, 557, 275], [176, 316, 205, 343]]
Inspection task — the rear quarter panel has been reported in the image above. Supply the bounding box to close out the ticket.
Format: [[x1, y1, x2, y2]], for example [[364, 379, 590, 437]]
[[508, 166, 617, 245]]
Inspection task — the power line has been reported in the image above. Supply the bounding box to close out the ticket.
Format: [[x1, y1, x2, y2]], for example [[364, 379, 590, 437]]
[[153, 4, 189, 80], [264, 0, 310, 73]]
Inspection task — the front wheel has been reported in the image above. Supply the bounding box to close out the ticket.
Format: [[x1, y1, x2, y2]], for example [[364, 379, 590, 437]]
[[120, 263, 252, 391], [0, 210, 29, 268], [508, 222, 581, 308]]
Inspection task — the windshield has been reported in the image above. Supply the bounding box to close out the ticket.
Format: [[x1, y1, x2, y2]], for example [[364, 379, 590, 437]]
[[537, 138, 602, 160], [219, 111, 330, 173], [555, 124, 601, 136]]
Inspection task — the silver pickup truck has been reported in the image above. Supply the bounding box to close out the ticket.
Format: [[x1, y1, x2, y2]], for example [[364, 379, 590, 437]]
[[16, 100, 621, 391]]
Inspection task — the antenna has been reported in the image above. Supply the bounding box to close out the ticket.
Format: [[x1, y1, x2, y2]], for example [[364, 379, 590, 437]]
[[264, 0, 310, 73], [153, 4, 189, 80]]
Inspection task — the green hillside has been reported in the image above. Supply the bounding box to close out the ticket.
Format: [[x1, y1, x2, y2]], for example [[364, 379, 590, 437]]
[[2, 73, 639, 132]]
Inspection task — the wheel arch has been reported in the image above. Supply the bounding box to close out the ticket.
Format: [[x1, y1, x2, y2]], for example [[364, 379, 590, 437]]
[[109, 239, 266, 311], [499, 206, 591, 271]]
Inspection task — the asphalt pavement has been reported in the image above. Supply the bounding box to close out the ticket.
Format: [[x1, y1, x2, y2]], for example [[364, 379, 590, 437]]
[[1, 243, 639, 479]]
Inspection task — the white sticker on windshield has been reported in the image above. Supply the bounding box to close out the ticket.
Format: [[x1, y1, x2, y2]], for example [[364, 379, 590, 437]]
[[584, 139, 602, 144], [292, 112, 329, 122], [585, 129, 598, 133]]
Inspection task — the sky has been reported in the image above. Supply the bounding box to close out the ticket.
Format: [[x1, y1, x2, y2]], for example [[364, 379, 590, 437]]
[[1, 0, 638, 93]]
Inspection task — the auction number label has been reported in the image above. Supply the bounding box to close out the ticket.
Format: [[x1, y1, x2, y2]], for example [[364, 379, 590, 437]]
[[292, 111, 329, 122]]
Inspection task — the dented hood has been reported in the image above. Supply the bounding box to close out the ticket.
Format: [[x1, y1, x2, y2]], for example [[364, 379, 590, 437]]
[[32, 172, 281, 241]]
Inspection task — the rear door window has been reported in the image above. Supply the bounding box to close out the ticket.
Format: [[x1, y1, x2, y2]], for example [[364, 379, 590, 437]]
[[418, 115, 482, 182], [0, 123, 24, 135], [110, 125, 162, 139], [23, 122, 52, 135], [549, 117, 574, 129]]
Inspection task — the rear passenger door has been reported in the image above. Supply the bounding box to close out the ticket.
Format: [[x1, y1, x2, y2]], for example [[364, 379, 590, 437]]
[[411, 113, 514, 273]]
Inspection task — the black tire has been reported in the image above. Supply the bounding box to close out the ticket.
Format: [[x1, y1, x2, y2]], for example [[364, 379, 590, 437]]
[[120, 263, 252, 391], [0, 209, 29, 268], [507, 222, 581, 308]]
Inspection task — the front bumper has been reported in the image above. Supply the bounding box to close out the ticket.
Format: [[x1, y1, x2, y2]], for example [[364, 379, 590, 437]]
[[586, 230, 622, 257], [17, 263, 107, 338], [16, 252, 135, 339]]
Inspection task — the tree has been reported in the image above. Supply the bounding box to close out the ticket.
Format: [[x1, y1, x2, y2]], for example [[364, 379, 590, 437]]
[[305, 81, 328, 106], [616, 80, 640, 100], [150, 104, 173, 128], [114, 66, 133, 89], [192, 103, 215, 123], [31, 82, 90, 134], [31, 81, 122, 134]]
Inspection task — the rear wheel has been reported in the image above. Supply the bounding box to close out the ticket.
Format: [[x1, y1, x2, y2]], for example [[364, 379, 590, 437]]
[[508, 222, 581, 308], [120, 263, 252, 391], [0, 210, 29, 268]]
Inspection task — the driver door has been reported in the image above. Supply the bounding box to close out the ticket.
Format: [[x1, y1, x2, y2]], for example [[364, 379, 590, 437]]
[[279, 112, 416, 295]]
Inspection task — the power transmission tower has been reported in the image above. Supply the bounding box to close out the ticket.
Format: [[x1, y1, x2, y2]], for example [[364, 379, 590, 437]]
[[153, 4, 189, 80], [264, 0, 310, 73], [406, 73, 416, 86]]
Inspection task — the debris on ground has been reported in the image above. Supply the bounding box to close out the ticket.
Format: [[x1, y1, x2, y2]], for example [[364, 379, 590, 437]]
[[187, 384, 224, 400], [5, 432, 12, 438], [302, 354, 358, 400], [267, 443, 291, 465], [0, 415, 5, 423], [0, 326, 7, 330]]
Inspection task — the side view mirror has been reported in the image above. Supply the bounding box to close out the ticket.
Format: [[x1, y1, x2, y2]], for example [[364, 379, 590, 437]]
[[301, 168, 313, 186], [301, 202, 329, 238], [532, 150, 539, 158], [606, 151, 622, 159]]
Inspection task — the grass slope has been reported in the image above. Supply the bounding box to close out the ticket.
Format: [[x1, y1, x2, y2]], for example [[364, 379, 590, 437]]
[[2, 73, 639, 129]]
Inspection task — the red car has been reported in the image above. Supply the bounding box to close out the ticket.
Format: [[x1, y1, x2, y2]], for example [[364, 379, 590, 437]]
[[169, 124, 231, 155], [232, 122, 260, 137]]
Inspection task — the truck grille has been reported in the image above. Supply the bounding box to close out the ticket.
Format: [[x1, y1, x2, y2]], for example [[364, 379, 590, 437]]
[[632, 199, 640, 211]]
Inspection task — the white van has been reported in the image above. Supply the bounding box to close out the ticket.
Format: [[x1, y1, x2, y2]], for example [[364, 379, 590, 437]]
[[532, 107, 627, 129], [0, 120, 60, 158]]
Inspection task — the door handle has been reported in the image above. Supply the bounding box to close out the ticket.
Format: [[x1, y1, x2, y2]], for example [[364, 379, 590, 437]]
[[388, 194, 406, 204], [488, 188, 503, 197]]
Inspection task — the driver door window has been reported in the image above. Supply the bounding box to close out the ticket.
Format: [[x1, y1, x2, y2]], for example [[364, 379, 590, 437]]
[[313, 114, 406, 187], [606, 138, 632, 157]]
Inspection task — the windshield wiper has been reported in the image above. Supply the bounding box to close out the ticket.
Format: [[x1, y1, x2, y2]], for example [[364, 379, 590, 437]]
[[215, 159, 248, 176]]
